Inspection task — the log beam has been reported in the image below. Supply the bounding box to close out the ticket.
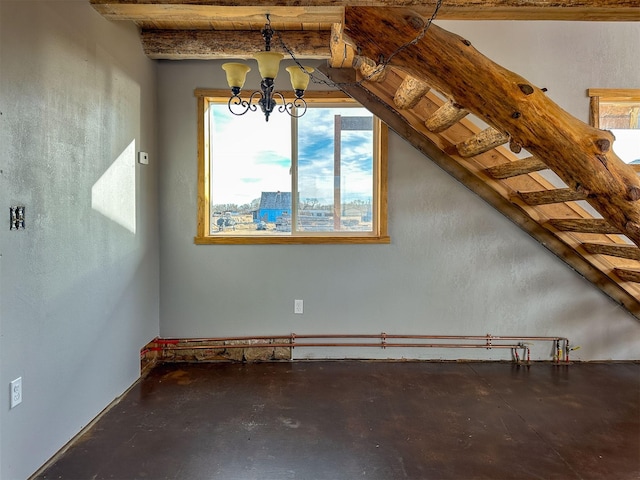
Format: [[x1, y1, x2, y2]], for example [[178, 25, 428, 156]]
[[329, 23, 355, 68], [582, 243, 640, 261], [614, 268, 640, 283], [141, 29, 330, 59], [485, 156, 547, 179], [344, 7, 640, 245], [425, 101, 469, 133], [394, 75, 430, 109], [456, 127, 509, 158], [90, 1, 640, 23], [544, 218, 621, 235], [354, 56, 388, 83], [90, 3, 344, 26], [515, 189, 587, 206]]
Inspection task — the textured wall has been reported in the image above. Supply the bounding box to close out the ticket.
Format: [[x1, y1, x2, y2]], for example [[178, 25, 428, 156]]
[[0, 1, 159, 478], [157, 22, 639, 362], [438, 21, 640, 122]]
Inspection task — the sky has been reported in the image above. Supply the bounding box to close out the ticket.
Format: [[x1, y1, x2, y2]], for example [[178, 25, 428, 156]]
[[210, 104, 374, 207], [610, 129, 640, 164]]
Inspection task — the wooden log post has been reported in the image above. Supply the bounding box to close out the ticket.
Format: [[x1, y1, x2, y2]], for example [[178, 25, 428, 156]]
[[614, 268, 640, 283], [544, 218, 621, 235], [330, 23, 356, 68], [515, 188, 587, 206], [582, 243, 640, 261], [425, 101, 469, 133], [456, 127, 509, 158], [394, 75, 430, 109], [343, 7, 640, 246], [485, 156, 548, 179], [353, 56, 388, 82]]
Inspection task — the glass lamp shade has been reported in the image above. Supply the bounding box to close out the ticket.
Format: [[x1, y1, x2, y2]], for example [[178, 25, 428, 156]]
[[286, 66, 314, 91], [222, 63, 251, 89], [254, 51, 284, 79]]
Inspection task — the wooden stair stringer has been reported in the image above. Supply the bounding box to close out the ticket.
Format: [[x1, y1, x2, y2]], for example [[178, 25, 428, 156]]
[[320, 65, 640, 319], [340, 7, 640, 249]]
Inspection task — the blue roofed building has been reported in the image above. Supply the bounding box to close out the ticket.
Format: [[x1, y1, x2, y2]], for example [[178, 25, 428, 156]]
[[254, 192, 292, 223]]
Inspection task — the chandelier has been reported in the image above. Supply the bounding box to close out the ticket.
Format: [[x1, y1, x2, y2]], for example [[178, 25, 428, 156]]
[[221, 15, 314, 122]]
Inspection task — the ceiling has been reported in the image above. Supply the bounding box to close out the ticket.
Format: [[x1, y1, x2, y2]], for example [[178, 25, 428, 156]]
[[90, 1, 640, 60]]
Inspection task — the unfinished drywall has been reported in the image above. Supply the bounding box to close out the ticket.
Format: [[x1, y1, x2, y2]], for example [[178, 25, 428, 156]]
[[157, 21, 639, 363], [0, 1, 159, 478]]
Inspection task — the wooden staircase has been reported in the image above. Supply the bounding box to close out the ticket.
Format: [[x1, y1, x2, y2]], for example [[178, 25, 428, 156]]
[[322, 10, 640, 318]]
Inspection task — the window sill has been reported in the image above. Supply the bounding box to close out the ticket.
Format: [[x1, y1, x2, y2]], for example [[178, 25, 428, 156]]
[[193, 235, 391, 245]]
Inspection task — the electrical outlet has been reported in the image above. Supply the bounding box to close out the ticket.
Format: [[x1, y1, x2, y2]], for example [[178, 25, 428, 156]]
[[294, 299, 304, 314], [10, 206, 25, 230], [10, 377, 22, 409]]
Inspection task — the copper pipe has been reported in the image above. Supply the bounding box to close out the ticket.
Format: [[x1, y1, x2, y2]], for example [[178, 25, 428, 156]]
[[159, 334, 569, 343], [153, 333, 569, 363], [156, 335, 280, 344], [158, 343, 518, 351], [157, 342, 521, 350]]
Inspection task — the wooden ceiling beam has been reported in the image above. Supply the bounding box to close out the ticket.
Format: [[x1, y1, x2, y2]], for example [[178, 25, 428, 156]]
[[141, 29, 331, 59], [90, 3, 344, 25], [90, 1, 640, 23]]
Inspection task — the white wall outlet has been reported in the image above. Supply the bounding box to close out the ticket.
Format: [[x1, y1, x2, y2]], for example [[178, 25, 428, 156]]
[[138, 151, 149, 165], [294, 299, 304, 314], [10, 377, 22, 408]]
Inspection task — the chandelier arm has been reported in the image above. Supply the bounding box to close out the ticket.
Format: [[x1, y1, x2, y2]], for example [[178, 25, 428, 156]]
[[227, 93, 258, 116], [272, 91, 287, 115], [281, 96, 308, 118], [248, 90, 263, 109]]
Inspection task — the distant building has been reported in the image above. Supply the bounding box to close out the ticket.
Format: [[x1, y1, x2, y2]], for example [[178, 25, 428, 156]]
[[254, 192, 291, 223]]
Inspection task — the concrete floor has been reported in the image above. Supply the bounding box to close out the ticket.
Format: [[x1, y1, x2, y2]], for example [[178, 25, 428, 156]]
[[35, 361, 639, 479]]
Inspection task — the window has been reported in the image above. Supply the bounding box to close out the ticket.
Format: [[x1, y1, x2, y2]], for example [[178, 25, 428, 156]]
[[588, 89, 640, 164], [194, 90, 389, 244]]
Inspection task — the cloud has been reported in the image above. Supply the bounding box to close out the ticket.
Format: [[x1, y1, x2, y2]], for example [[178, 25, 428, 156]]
[[209, 104, 374, 206]]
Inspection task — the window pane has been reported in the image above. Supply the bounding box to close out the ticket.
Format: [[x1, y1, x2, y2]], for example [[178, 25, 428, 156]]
[[610, 129, 640, 164], [209, 105, 291, 235], [599, 99, 640, 164], [296, 107, 374, 232]]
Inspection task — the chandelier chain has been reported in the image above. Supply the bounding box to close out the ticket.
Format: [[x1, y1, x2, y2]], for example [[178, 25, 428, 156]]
[[275, 0, 442, 89]]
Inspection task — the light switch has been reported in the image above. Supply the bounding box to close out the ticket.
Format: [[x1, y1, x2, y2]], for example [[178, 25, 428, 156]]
[[138, 152, 149, 165]]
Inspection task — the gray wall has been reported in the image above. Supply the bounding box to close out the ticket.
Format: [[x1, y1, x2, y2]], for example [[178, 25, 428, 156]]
[[439, 21, 640, 117], [0, 1, 159, 478], [157, 22, 640, 362]]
